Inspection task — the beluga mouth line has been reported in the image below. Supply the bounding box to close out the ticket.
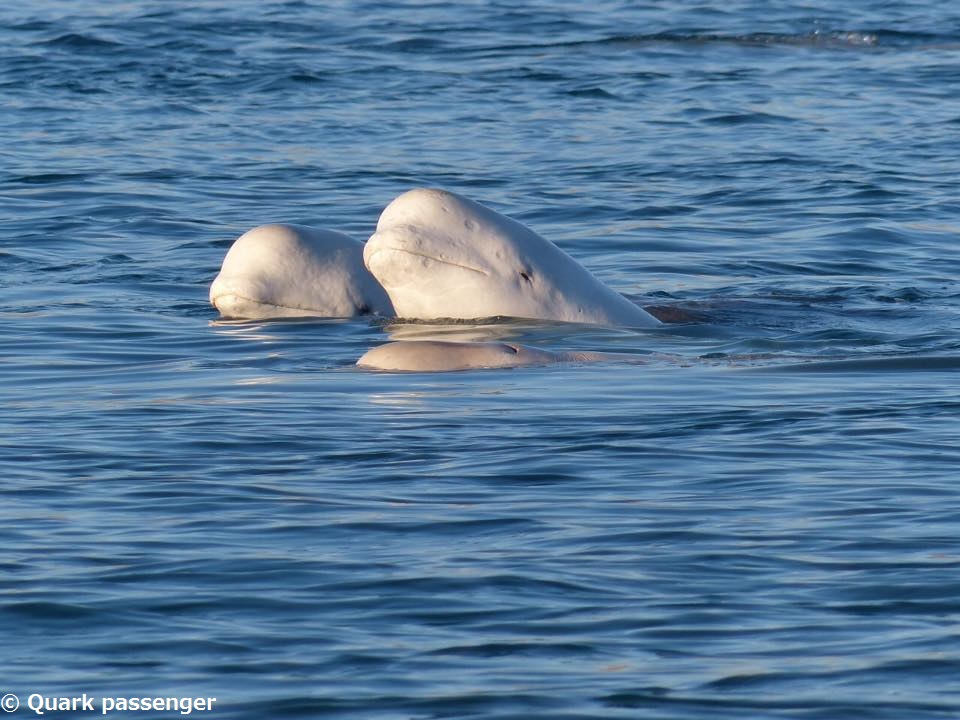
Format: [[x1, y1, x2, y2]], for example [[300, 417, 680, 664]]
[[372, 246, 489, 276]]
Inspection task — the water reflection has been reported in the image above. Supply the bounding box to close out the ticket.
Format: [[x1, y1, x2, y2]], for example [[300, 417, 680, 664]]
[[382, 318, 534, 343]]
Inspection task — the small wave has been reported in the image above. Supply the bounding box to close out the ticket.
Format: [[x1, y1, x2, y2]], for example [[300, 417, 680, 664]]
[[5, 600, 98, 620], [875, 287, 930, 304], [379, 36, 449, 52], [739, 30, 880, 47], [471, 29, 948, 56], [12, 172, 91, 185], [10, 20, 56, 32], [40, 32, 124, 50], [566, 87, 620, 100], [634, 30, 883, 48], [753, 355, 960, 373], [703, 111, 798, 126]]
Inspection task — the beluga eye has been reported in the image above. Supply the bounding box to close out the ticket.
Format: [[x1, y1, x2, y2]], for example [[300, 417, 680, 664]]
[[519, 270, 532, 283]]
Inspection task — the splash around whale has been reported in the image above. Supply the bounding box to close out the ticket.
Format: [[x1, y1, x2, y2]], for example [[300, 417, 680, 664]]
[[363, 188, 661, 328]]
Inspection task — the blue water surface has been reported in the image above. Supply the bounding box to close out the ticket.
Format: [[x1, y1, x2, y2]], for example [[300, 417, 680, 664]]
[[2, 1, 959, 718]]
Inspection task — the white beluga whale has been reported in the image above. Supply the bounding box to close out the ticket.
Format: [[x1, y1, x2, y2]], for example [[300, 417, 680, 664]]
[[357, 340, 614, 372], [363, 188, 662, 328], [210, 224, 393, 320]]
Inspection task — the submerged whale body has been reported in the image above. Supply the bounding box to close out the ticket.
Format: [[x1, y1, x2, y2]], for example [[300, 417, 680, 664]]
[[363, 188, 661, 328], [210, 224, 393, 319], [357, 340, 610, 372]]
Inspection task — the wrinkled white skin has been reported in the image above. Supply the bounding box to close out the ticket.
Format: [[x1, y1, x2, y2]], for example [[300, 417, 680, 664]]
[[210, 224, 394, 319], [357, 340, 611, 372], [363, 188, 661, 328]]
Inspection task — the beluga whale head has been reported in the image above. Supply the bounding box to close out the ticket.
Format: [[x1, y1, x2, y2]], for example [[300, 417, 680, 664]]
[[210, 224, 393, 320], [363, 188, 660, 328]]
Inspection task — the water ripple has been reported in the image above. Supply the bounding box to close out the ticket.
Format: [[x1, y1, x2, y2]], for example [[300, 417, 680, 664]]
[[2, 1, 959, 718]]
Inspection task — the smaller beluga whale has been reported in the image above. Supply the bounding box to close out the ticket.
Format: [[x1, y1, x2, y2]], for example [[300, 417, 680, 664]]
[[210, 224, 393, 319], [363, 188, 662, 328], [357, 340, 615, 372]]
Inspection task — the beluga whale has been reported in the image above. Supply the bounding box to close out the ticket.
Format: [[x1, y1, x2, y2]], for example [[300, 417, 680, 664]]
[[363, 188, 661, 328], [357, 340, 613, 372], [210, 224, 393, 320]]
